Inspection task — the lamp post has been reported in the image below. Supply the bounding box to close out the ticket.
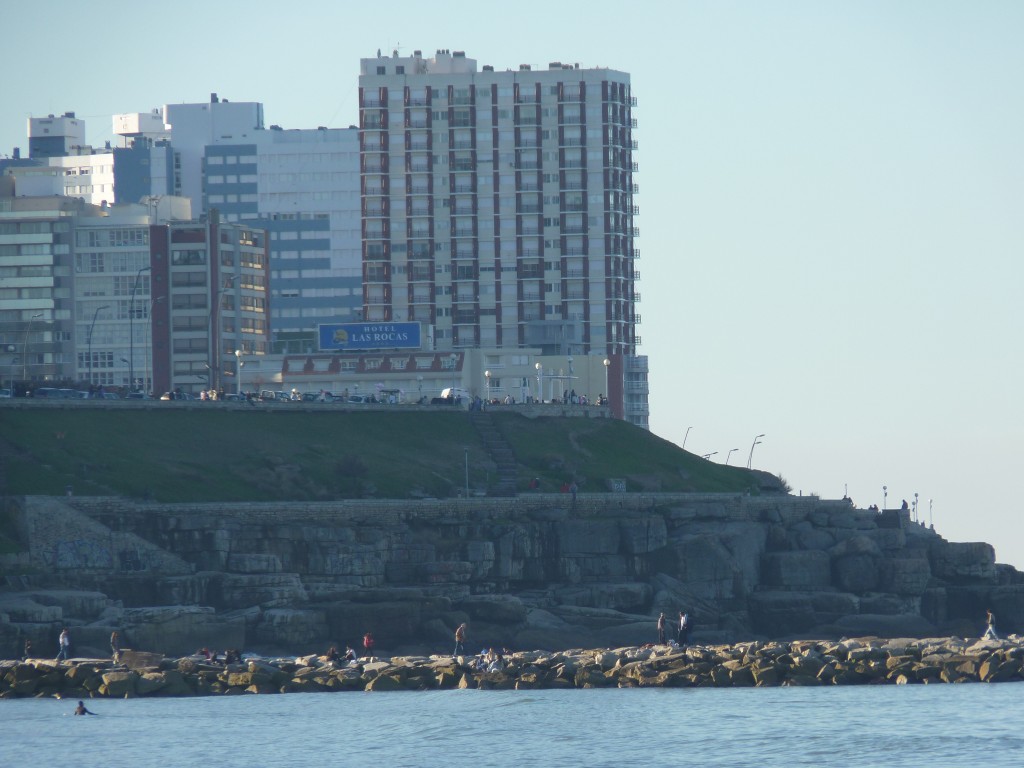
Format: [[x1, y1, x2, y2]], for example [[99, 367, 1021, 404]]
[[416, 375, 423, 403], [235, 349, 244, 395], [883, 485, 888, 510], [484, 370, 491, 403], [449, 353, 457, 392], [22, 313, 43, 383], [746, 434, 765, 469], [702, 452, 718, 460], [914, 492, 919, 523], [4, 345, 16, 394], [567, 356, 574, 402], [929, 499, 933, 528], [535, 362, 543, 403], [602, 358, 609, 401], [725, 447, 739, 466], [87, 305, 110, 385], [128, 266, 151, 391], [683, 426, 693, 450]]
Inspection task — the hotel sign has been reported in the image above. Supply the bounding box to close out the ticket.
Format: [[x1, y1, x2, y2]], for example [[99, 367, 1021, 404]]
[[318, 322, 422, 351]]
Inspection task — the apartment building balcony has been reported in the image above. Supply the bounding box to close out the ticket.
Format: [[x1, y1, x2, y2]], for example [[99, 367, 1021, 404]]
[[409, 185, 431, 195], [520, 182, 540, 192], [563, 247, 586, 256], [364, 205, 387, 217], [561, 226, 586, 235], [518, 138, 539, 148], [409, 206, 432, 217], [562, 161, 585, 169], [452, 140, 475, 150], [453, 228, 476, 238], [561, 138, 584, 147], [407, 96, 429, 107], [407, 120, 429, 129], [362, 98, 383, 108], [563, 203, 586, 212], [363, 118, 385, 129], [518, 205, 541, 214], [408, 141, 430, 151], [409, 268, 433, 282], [565, 269, 585, 278], [451, 119, 472, 128], [518, 248, 541, 258], [452, 161, 474, 172], [517, 161, 540, 170]]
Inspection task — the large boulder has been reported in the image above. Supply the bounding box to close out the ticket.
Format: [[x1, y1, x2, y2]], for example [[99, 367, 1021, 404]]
[[556, 519, 620, 556], [930, 542, 997, 584], [878, 555, 932, 596], [748, 592, 817, 637], [120, 606, 246, 656], [761, 551, 830, 589], [554, 583, 651, 613], [456, 595, 528, 624], [254, 609, 328, 653]]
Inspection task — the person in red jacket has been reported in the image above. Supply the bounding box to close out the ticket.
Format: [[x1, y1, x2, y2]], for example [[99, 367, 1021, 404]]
[[363, 631, 375, 658]]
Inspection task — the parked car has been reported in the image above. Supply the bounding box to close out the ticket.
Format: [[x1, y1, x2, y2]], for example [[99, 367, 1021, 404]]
[[126, 392, 153, 400], [101, 392, 121, 400], [0, 388, 12, 399]]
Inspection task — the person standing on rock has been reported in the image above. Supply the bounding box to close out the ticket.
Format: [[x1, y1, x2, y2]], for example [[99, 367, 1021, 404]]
[[678, 612, 692, 648], [56, 627, 71, 663], [110, 631, 121, 663], [657, 613, 666, 644], [454, 623, 467, 657], [363, 631, 375, 659], [983, 609, 999, 640]]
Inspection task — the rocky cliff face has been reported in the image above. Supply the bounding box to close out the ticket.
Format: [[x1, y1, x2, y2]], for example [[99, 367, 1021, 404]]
[[1, 494, 1021, 658]]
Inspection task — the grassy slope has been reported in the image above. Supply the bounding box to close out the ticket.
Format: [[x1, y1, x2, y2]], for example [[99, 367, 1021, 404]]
[[0, 407, 767, 502]]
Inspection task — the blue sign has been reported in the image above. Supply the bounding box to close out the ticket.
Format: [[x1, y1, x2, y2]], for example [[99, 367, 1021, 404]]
[[318, 322, 422, 351]]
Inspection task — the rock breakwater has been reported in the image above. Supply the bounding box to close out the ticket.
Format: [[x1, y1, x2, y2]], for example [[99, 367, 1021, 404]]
[[3, 636, 1022, 699]]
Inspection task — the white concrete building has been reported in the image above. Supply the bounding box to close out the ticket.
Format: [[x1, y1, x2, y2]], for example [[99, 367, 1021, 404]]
[[357, 49, 648, 426], [164, 95, 264, 213]]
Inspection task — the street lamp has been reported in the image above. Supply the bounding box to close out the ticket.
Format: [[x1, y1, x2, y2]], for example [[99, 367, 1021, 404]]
[[883, 485, 888, 510], [87, 305, 110, 385], [535, 362, 543, 403], [683, 426, 693, 450], [235, 349, 244, 395], [449, 353, 457, 392], [22, 313, 43, 383], [702, 452, 718, 460], [725, 447, 739, 466], [746, 434, 765, 469], [913, 492, 919, 523], [416, 375, 423, 402], [484, 370, 491, 403], [128, 266, 151, 391], [602, 358, 610, 402]]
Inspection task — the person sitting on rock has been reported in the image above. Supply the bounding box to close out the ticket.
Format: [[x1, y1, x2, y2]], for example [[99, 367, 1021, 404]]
[[324, 646, 339, 663]]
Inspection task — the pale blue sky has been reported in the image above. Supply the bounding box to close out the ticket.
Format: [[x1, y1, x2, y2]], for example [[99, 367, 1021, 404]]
[[4, 1, 1022, 566]]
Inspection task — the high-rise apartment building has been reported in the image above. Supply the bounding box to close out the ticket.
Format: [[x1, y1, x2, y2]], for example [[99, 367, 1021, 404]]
[[357, 49, 647, 426]]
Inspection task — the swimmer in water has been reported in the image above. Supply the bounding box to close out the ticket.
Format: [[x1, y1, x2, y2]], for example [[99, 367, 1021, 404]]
[[74, 700, 96, 716]]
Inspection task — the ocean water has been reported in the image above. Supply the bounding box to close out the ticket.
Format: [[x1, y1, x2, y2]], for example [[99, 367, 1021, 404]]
[[3, 684, 1023, 767]]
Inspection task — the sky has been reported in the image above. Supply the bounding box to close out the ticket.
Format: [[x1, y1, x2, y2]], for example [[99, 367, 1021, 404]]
[[3, 1, 1022, 566]]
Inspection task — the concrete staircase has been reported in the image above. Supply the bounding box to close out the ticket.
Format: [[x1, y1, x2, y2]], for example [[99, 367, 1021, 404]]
[[470, 410, 519, 497]]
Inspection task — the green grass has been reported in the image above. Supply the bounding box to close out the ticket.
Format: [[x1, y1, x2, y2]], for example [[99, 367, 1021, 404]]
[[0, 407, 774, 502]]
